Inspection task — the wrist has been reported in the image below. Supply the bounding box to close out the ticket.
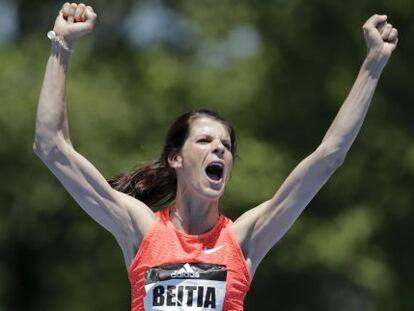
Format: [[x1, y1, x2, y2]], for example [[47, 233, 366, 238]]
[[366, 49, 389, 67], [47, 30, 73, 53], [50, 41, 71, 57], [361, 50, 388, 78]]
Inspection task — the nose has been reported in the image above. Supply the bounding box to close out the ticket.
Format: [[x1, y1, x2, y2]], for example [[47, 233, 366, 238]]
[[212, 140, 225, 157]]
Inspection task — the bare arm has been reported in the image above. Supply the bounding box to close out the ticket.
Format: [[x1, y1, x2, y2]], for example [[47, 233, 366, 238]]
[[33, 3, 155, 269], [232, 14, 398, 277]]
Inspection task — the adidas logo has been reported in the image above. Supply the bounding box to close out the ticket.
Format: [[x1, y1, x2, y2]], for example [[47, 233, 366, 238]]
[[170, 263, 200, 279]]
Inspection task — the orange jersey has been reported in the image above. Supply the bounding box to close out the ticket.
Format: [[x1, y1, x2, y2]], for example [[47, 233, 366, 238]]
[[128, 208, 250, 310]]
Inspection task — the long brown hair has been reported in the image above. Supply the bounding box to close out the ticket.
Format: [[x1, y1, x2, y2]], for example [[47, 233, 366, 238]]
[[107, 109, 237, 208]]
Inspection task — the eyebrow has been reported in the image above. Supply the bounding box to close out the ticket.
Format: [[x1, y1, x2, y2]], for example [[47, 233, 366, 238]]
[[196, 134, 231, 145]]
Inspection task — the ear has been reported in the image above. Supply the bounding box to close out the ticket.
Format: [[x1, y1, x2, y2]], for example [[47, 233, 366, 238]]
[[167, 151, 183, 169]]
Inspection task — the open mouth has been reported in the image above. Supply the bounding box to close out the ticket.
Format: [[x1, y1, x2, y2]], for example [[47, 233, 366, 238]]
[[205, 162, 224, 182]]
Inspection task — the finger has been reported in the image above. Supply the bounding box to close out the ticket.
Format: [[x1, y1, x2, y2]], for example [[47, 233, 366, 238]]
[[62, 2, 71, 19], [67, 3, 77, 23], [388, 28, 398, 43], [85, 6, 97, 24], [74, 3, 86, 22], [382, 23, 393, 40], [394, 37, 399, 47], [377, 21, 387, 34], [67, 6, 97, 35], [81, 9, 87, 23], [363, 14, 387, 32], [67, 20, 94, 36]]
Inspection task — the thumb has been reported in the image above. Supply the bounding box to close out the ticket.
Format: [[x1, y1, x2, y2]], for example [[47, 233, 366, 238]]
[[66, 21, 95, 37], [363, 14, 387, 34], [53, 11, 69, 36], [56, 11, 65, 22], [54, 11, 67, 27]]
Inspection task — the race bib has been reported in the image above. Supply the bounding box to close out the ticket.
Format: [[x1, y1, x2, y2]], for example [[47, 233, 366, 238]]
[[144, 263, 227, 310]]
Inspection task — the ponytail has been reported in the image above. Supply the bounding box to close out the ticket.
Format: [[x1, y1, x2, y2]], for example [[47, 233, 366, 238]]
[[107, 160, 176, 208]]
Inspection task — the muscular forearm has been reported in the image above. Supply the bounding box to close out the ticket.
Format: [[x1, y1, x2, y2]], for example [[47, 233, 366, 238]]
[[320, 14, 398, 161], [34, 3, 96, 156], [34, 42, 72, 154], [321, 51, 387, 156]]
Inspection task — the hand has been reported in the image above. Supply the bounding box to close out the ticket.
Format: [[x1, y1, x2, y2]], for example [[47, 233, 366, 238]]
[[363, 14, 398, 60], [53, 3, 97, 46]]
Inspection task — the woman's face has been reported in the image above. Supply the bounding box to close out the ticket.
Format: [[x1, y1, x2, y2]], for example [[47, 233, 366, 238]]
[[171, 116, 233, 201]]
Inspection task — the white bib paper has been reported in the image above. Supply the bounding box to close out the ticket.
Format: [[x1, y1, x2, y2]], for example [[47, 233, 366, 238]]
[[144, 263, 227, 311]]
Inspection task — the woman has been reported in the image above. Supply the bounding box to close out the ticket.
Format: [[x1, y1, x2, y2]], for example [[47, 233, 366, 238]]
[[33, 3, 398, 310]]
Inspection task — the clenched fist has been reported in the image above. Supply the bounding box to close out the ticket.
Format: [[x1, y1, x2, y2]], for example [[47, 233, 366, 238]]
[[363, 14, 398, 60], [53, 3, 97, 46]]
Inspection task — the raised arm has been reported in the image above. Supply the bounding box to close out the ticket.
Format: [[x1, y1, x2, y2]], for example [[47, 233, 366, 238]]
[[232, 14, 398, 277], [33, 3, 155, 269]]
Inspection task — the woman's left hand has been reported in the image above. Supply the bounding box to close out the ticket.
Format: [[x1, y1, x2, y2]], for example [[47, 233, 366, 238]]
[[363, 14, 398, 61]]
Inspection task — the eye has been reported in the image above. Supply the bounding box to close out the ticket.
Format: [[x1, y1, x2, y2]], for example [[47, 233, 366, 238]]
[[197, 137, 212, 144], [222, 142, 231, 150]]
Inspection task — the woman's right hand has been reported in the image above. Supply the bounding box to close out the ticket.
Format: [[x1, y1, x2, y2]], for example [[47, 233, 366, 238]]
[[53, 3, 97, 47]]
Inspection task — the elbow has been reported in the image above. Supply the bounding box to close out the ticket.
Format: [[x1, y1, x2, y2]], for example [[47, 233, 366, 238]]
[[33, 136, 53, 160], [33, 133, 44, 157], [330, 155, 345, 169], [33, 141, 40, 157], [33, 132, 68, 160], [316, 143, 347, 171]]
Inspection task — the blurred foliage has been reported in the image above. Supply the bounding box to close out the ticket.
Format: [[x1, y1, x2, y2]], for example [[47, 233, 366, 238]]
[[1, 0, 414, 310]]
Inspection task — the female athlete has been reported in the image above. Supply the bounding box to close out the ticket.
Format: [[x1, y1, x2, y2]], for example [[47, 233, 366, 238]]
[[34, 3, 398, 310]]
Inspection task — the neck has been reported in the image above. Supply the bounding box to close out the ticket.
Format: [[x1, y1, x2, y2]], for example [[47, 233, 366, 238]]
[[170, 188, 220, 235]]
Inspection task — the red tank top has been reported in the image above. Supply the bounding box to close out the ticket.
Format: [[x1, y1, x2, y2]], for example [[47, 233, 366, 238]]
[[128, 208, 250, 310]]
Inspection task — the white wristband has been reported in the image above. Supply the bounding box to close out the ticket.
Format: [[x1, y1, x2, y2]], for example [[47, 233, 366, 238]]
[[47, 30, 73, 53]]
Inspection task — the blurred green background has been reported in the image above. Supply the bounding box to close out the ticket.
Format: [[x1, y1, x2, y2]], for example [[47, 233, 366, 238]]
[[1, 0, 413, 310]]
